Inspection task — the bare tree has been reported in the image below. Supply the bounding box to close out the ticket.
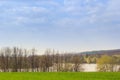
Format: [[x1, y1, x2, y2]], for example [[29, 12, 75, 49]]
[[11, 47, 19, 72], [72, 55, 83, 72]]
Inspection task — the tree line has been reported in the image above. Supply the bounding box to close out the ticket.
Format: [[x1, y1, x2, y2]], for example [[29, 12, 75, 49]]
[[0, 47, 120, 72]]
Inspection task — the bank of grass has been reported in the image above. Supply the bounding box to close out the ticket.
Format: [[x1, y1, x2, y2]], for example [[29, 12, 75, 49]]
[[0, 72, 120, 80]]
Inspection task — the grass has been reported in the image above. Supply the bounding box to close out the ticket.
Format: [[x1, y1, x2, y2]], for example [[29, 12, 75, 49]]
[[0, 72, 120, 80]]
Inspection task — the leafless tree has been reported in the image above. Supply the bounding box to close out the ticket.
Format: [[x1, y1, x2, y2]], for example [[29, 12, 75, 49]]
[[72, 55, 83, 72]]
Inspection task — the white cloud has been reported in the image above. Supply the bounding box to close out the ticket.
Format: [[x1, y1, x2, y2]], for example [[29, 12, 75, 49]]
[[62, 0, 105, 16], [5, 6, 49, 14], [36, 0, 61, 7], [0, 0, 120, 29], [1, 5, 49, 26], [95, 0, 120, 25], [15, 16, 46, 24], [53, 0, 120, 29]]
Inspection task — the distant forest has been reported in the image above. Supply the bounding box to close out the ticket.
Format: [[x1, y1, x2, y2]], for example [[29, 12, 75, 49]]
[[0, 47, 120, 72]]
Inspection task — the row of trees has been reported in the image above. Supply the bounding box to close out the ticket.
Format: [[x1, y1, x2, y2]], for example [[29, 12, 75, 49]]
[[0, 47, 120, 72], [0, 47, 84, 72], [97, 55, 120, 72]]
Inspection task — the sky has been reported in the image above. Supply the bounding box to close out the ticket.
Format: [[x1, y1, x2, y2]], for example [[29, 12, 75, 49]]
[[0, 0, 120, 53]]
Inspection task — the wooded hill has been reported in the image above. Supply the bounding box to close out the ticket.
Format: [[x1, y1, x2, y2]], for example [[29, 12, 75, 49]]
[[80, 49, 120, 55]]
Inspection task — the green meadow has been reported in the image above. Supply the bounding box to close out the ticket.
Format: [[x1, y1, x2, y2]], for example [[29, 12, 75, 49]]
[[0, 72, 120, 80]]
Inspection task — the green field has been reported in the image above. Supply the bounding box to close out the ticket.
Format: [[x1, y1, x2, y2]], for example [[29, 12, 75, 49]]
[[0, 72, 120, 80]]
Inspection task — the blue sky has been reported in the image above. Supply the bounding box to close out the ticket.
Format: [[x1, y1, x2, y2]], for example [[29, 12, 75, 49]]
[[0, 0, 120, 53]]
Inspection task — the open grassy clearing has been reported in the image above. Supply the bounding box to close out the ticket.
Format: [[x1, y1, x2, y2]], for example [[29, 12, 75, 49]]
[[0, 72, 120, 80]]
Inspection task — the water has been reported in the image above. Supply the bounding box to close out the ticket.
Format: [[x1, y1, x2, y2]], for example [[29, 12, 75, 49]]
[[82, 64, 97, 72]]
